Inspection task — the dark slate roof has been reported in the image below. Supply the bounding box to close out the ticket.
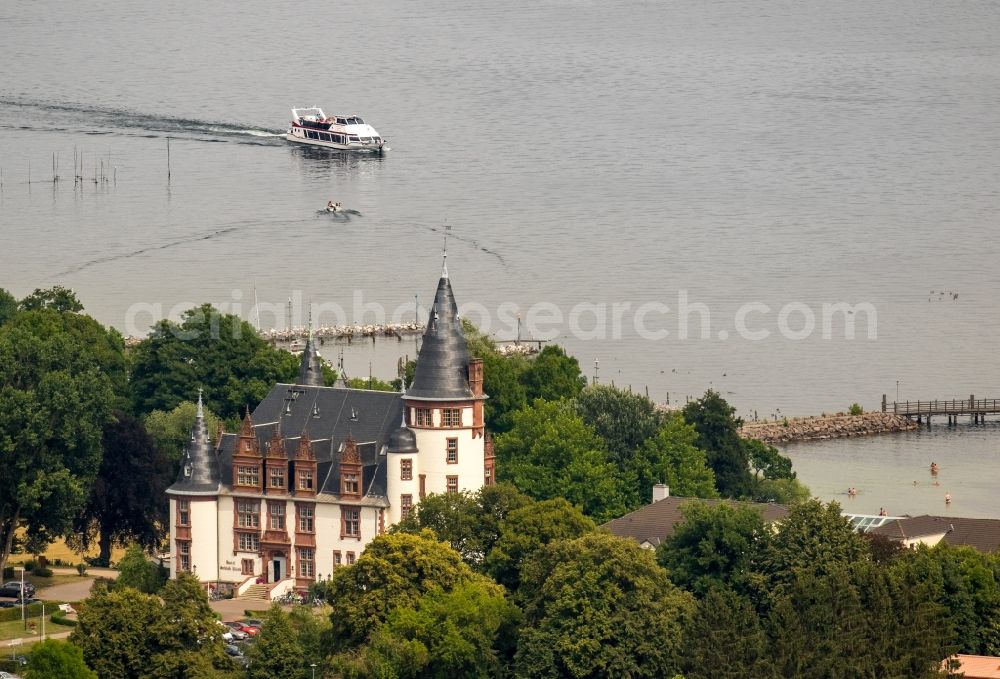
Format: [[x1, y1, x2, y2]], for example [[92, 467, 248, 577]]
[[297, 331, 324, 387], [216, 383, 400, 499], [387, 426, 418, 454], [407, 270, 474, 400], [870, 515, 1000, 554], [168, 393, 221, 496], [602, 496, 790, 547]]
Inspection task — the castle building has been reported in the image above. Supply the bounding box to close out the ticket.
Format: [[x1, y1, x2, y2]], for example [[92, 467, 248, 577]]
[[165, 265, 494, 592]]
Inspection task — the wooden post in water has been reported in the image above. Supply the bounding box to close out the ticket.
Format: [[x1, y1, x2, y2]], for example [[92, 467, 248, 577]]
[[166, 137, 171, 180], [882, 394, 887, 412]]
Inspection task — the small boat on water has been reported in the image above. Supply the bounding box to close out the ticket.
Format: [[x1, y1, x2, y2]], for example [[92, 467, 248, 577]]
[[286, 107, 387, 152]]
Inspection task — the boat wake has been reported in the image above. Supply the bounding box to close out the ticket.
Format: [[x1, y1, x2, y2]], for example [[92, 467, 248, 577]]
[[0, 97, 285, 145], [428, 225, 505, 265], [54, 218, 312, 277]]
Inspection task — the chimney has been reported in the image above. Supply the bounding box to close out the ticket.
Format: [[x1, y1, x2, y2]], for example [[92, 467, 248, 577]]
[[469, 358, 484, 396], [652, 484, 670, 503]]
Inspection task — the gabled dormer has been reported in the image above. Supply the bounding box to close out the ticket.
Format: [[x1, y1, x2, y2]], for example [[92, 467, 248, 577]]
[[265, 430, 288, 494], [294, 432, 317, 497], [340, 435, 363, 499], [232, 409, 262, 492]]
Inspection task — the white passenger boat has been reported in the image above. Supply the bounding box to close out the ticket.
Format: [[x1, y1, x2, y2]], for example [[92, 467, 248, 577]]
[[285, 107, 387, 152]]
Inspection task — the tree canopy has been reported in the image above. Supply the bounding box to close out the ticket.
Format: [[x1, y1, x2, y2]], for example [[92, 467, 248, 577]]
[[19, 285, 85, 313], [25, 639, 97, 679], [70, 412, 173, 565], [72, 582, 163, 679], [658, 501, 769, 597], [129, 304, 299, 419], [0, 308, 121, 573], [682, 390, 753, 497], [515, 532, 694, 678], [246, 604, 306, 679], [144, 400, 222, 464], [495, 399, 624, 521]]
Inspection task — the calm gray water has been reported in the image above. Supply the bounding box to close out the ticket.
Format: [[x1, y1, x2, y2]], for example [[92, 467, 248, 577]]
[[2, 0, 999, 516]]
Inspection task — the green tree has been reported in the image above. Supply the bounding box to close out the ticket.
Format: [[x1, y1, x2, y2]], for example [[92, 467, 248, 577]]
[[575, 384, 664, 470], [346, 375, 397, 391], [751, 477, 811, 504], [129, 304, 299, 419], [144, 400, 223, 464], [481, 351, 528, 433], [394, 484, 533, 571], [287, 604, 332, 672], [246, 605, 305, 679], [515, 532, 694, 678], [496, 399, 624, 521], [0, 287, 16, 326], [19, 285, 85, 313], [0, 309, 121, 574], [682, 588, 775, 679], [637, 413, 718, 502], [658, 501, 769, 597], [25, 639, 97, 679], [321, 530, 484, 648], [745, 438, 794, 480], [70, 412, 173, 565], [754, 499, 868, 598], [336, 580, 521, 679], [487, 498, 596, 594], [521, 345, 587, 403], [682, 390, 752, 497], [146, 572, 237, 679], [115, 543, 166, 593], [71, 581, 162, 679]]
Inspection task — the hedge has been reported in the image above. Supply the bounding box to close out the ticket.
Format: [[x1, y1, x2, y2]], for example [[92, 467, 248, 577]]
[[0, 601, 64, 622]]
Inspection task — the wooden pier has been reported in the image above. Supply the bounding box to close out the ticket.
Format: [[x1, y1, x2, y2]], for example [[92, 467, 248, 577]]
[[881, 394, 1000, 425]]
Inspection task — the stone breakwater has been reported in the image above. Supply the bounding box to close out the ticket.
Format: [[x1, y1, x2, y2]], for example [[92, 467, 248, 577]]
[[740, 412, 918, 445]]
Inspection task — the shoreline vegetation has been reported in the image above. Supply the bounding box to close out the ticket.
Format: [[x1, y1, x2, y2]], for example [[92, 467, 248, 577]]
[[740, 411, 918, 445]]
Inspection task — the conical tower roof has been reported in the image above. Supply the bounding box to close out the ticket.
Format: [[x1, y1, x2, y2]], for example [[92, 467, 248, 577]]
[[297, 320, 324, 387], [168, 390, 220, 495], [407, 266, 474, 400]]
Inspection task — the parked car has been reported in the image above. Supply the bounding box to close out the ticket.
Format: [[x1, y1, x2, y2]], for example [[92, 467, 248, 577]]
[[224, 621, 258, 636], [0, 671, 23, 679], [241, 618, 263, 628], [0, 582, 34, 598]]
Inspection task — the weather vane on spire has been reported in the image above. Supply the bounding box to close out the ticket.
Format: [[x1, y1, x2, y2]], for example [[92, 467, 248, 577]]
[[441, 226, 451, 278]]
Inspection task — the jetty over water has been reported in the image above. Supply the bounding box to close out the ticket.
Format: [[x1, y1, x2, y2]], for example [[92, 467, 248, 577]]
[[881, 394, 999, 425]]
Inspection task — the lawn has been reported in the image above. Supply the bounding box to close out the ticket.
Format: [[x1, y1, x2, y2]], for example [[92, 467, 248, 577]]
[[0, 614, 75, 642], [24, 574, 90, 591]]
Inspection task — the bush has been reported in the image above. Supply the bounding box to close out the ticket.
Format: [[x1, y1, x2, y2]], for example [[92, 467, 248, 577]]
[[848, 403, 863, 416], [0, 601, 62, 622], [33, 566, 53, 578], [2, 566, 12, 579], [51, 609, 77, 628], [23, 560, 36, 572], [75, 563, 87, 576]]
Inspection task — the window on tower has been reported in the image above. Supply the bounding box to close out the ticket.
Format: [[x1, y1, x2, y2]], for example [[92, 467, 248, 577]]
[[401, 458, 413, 480], [446, 438, 458, 464], [446, 475, 459, 495], [442, 408, 463, 427]]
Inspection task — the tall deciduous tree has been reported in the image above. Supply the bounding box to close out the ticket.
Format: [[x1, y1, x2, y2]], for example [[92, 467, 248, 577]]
[[321, 530, 484, 648], [0, 309, 121, 574], [146, 573, 238, 678], [682, 588, 775, 679], [658, 501, 769, 597], [637, 413, 718, 502], [336, 580, 521, 679], [70, 413, 173, 564], [682, 390, 752, 497], [129, 304, 299, 419], [575, 384, 664, 470], [487, 498, 596, 594], [521, 345, 587, 403], [25, 639, 97, 679], [115, 543, 167, 593], [19, 285, 85, 313], [515, 532, 694, 678], [144, 401, 223, 464], [71, 581, 163, 679], [394, 484, 533, 571], [754, 499, 868, 598], [0, 288, 16, 326], [246, 605, 306, 679], [495, 399, 624, 521]]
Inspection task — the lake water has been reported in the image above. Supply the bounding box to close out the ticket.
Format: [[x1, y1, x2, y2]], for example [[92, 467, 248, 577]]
[[2, 0, 999, 517]]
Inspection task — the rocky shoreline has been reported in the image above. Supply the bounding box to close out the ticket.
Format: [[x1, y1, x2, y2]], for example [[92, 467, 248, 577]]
[[740, 412, 918, 445]]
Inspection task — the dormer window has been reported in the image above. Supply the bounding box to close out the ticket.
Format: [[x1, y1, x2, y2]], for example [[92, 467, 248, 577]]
[[298, 471, 314, 490], [269, 467, 285, 489], [183, 462, 192, 478], [342, 472, 359, 496], [244, 440, 252, 451]]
